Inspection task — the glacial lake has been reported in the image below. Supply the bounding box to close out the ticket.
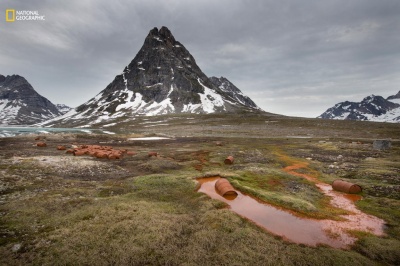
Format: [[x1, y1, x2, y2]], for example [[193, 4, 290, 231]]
[[0, 127, 114, 138]]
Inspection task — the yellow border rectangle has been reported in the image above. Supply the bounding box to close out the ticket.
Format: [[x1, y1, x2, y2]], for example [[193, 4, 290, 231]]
[[6, 9, 15, 22]]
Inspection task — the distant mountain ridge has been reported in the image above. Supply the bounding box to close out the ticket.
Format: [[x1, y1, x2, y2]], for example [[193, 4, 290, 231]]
[[0, 74, 62, 125], [56, 104, 72, 114], [318, 91, 400, 123], [43, 26, 261, 127], [387, 91, 400, 103]]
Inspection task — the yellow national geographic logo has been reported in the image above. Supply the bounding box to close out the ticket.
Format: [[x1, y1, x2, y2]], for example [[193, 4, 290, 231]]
[[6, 9, 15, 22], [5, 9, 45, 22]]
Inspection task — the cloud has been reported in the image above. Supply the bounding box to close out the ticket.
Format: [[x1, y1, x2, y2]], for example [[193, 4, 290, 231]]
[[0, 0, 399, 117]]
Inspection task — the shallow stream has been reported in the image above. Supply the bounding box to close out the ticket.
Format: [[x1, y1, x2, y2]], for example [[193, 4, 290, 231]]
[[197, 175, 385, 249], [0, 127, 112, 137]]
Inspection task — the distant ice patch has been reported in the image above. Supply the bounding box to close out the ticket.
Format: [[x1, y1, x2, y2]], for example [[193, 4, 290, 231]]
[[128, 137, 171, 140]]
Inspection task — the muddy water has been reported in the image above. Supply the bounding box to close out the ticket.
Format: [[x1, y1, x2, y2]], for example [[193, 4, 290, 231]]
[[316, 183, 385, 244], [284, 162, 385, 244], [197, 176, 385, 249]]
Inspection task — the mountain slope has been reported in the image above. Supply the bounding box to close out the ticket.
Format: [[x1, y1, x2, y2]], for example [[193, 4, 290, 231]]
[[318, 92, 400, 123], [387, 91, 400, 104], [43, 26, 261, 127], [209, 76, 259, 109], [0, 74, 62, 125]]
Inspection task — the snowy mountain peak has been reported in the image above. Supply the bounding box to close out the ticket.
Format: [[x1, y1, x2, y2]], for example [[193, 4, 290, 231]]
[[318, 91, 400, 123], [363, 95, 375, 102], [0, 74, 62, 125], [43, 27, 261, 127]]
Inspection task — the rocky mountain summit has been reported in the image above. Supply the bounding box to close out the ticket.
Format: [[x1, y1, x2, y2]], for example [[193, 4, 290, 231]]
[[56, 104, 72, 114], [318, 91, 400, 123], [44, 26, 261, 127], [0, 74, 62, 125]]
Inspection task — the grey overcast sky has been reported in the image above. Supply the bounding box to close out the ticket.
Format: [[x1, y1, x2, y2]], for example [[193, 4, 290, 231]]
[[1, 0, 400, 117]]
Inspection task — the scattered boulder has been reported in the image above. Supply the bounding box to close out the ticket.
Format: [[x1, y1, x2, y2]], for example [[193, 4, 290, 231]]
[[11, 243, 22, 252], [373, 140, 391, 150], [57, 145, 66, 150]]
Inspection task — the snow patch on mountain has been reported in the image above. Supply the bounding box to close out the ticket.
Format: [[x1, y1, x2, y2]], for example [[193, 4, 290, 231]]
[[197, 78, 225, 113], [182, 103, 201, 113], [390, 99, 400, 104], [0, 99, 22, 125]]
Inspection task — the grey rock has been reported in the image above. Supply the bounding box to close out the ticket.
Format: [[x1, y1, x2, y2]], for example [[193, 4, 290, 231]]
[[12, 243, 21, 252], [56, 104, 72, 114], [373, 139, 391, 150]]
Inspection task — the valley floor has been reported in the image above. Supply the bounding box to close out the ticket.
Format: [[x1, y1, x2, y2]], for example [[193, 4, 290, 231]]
[[1, 114, 399, 265]]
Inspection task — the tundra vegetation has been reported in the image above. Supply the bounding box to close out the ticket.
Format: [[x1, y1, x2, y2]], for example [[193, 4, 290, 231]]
[[0, 113, 399, 265]]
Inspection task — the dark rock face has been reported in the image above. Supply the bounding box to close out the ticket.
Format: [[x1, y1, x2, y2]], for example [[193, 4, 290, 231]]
[[121, 26, 212, 108], [387, 91, 400, 101], [318, 94, 400, 123], [56, 104, 72, 114], [47, 26, 261, 127], [0, 75, 62, 125], [373, 140, 391, 150]]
